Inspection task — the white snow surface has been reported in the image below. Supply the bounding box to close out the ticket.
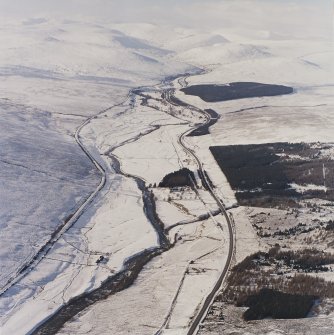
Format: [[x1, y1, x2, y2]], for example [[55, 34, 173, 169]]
[[59, 216, 228, 335], [1, 2, 334, 334], [0, 18, 192, 334]]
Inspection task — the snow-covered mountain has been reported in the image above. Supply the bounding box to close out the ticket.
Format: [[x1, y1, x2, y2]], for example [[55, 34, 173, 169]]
[[0, 1, 334, 334]]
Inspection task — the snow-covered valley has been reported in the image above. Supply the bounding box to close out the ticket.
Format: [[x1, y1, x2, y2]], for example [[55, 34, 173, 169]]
[[1, 1, 334, 334]]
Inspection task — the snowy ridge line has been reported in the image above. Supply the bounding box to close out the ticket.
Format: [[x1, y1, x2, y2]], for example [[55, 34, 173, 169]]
[[0, 95, 130, 297], [162, 76, 235, 335]]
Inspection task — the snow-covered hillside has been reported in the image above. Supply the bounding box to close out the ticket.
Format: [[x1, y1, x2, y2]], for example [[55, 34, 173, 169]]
[[1, 1, 334, 334], [0, 18, 193, 333]]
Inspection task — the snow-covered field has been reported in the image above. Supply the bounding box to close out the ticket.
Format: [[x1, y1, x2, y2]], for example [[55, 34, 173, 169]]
[[1, 1, 334, 334], [58, 216, 228, 335]]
